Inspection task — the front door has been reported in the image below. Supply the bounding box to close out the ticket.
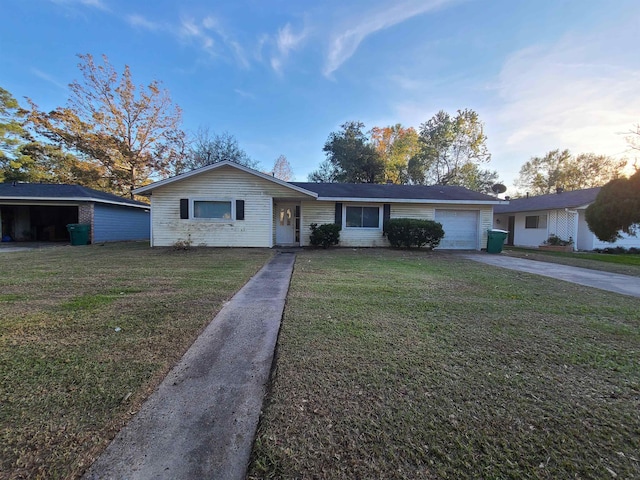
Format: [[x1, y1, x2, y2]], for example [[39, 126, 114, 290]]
[[507, 216, 515, 245], [276, 204, 296, 245]]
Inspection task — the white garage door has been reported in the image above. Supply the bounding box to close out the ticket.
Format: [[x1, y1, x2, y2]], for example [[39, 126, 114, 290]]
[[435, 210, 478, 249]]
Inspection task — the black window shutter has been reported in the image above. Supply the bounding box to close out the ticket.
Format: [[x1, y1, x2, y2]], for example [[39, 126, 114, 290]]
[[383, 204, 391, 223], [236, 200, 245, 220], [180, 199, 189, 219], [334, 202, 342, 226]]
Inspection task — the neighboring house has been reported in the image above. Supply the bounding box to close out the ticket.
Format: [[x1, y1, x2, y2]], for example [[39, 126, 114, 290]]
[[133, 160, 505, 249], [493, 187, 640, 251], [0, 183, 150, 244]]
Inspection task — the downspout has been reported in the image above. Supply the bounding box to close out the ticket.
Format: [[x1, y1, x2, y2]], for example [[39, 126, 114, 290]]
[[269, 200, 274, 248], [149, 195, 154, 247], [565, 208, 578, 251]]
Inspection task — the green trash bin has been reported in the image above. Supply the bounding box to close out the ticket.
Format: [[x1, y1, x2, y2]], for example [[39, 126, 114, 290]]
[[67, 223, 91, 246], [487, 229, 508, 254]]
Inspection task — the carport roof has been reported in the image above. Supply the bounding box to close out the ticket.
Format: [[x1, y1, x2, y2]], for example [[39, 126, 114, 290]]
[[494, 187, 600, 214], [0, 183, 149, 209]]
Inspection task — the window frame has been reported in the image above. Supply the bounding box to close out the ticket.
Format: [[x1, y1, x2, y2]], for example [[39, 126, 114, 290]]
[[190, 198, 236, 221], [524, 214, 547, 229], [343, 204, 383, 229]]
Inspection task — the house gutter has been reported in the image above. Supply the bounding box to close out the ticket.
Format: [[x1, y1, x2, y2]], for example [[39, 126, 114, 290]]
[[0, 196, 150, 209], [315, 197, 507, 205]]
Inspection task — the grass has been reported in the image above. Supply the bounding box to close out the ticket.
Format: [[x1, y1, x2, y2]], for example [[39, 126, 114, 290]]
[[0, 242, 271, 480], [249, 249, 640, 479], [503, 247, 640, 277]]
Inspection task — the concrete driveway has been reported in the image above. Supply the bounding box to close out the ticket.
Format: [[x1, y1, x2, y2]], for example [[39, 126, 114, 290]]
[[463, 253, 640, 299]]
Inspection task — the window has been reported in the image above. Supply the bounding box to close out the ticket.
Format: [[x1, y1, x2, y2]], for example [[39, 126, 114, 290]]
[[279, 207, 292, 226], [193, 200, 232, 220], [180, 199, 244, 221], [525, 215, 547, 229], [346, 206, 380, 228]]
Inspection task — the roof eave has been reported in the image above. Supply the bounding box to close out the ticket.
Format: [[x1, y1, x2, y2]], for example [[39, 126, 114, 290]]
[[315, 196, 507, 205], [0, 196, 149, 209], [495, 201, 593, 214]]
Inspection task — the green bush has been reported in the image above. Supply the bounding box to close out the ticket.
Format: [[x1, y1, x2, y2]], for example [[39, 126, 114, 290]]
[[383, 218, 444, 249], [310, 223, 341, 248], [544, 234, 573, 246]]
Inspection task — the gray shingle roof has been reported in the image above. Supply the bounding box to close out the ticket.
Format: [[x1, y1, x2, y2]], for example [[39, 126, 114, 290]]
[[0, 182, 149, 207], [290, 182, 499, 202], [494, 187, 600, 214]]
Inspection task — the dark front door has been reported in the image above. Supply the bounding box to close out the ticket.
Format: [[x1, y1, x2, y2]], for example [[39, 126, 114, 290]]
[[507, 216, 515, 245]]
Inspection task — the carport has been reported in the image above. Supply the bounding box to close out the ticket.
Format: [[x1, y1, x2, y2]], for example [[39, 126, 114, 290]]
[[1, 204, 78, 241], [0, 183, 150, 244]]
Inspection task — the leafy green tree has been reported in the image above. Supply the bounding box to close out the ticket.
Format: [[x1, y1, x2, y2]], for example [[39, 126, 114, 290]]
[[516, 149, 627, 195], [9, 142, 108, 188], [308, 159, 336, 182], [370, 124, 420, 184], [309, 121, 384, 183], [585, 169, 640, 242], [448, 163, 501, 194], [2, 142, 57, 183], [0, 87, 30, 181], [408, 109, 490, 186], [178, 126, 259, 173], [28, 54, 186, 198]]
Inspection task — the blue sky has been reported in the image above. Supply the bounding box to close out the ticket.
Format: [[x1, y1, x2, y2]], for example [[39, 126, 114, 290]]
[[2, 0, 639, 192]]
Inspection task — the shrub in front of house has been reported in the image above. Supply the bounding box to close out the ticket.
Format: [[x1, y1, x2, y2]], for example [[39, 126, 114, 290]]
[[310, 223, 341, 248], [543, 234, 573, 246], [383, 218, 444, 249]]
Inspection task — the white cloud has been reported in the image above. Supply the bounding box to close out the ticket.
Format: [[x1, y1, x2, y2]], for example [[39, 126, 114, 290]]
[[255, 34, 269, 62], [490, 34, 640, 173], [31, 68, 67, 89], [323, 0, 454, 77], [50, 0, 108, 11], [386, 28, 640, 190], [234, 88, 256, 99], [175, 15, 249, 68], [126, 14, 161, 31], [180, 17, 216, 54], [270, 23, 308, 74], [277, 23, 305, 55], [80, 0, 107, 9]]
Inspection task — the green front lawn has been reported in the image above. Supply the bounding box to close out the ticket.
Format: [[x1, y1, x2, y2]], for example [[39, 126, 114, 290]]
[[249, 249, 640, 479], [0, 243, 271, 479]]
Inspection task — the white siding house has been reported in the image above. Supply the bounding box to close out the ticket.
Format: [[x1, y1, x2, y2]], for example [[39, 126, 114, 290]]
[[493, 188, 640, 251], [134, 161, 505, 249], [142, 165, 315, 247]]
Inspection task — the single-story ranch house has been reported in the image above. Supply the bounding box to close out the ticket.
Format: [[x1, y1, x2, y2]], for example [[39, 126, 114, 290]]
[[133, 160, 506, 249], [0, 183, 150, 244], [493, 187, 640, 251]]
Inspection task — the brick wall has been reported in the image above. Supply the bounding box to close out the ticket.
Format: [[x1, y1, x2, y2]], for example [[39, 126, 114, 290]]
[[78, 203, 94, 243]]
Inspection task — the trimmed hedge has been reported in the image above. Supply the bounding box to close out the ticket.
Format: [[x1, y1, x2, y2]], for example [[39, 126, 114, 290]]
[[310, 223, 341, 248], [383, 218, 444, 249]]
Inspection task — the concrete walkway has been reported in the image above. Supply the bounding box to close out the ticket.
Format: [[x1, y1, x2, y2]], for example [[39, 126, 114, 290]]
[[0, 242, 65, 252], [83, 252, 296, 480], [463, 253, 640, 298]]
